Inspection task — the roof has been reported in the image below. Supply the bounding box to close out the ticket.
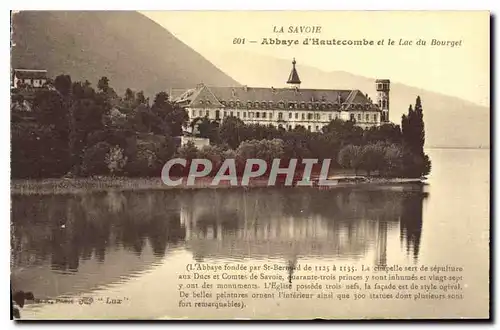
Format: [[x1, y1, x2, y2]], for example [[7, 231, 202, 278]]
[[174, 85, 380, 112], [287, 58, 301, 85], [173, 57, 380, 112], [14, 69, 48, 80]]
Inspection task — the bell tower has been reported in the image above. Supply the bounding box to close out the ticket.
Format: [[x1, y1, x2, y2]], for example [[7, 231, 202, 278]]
[[375, 79, 390, 122], [287, 58, 301, 88]]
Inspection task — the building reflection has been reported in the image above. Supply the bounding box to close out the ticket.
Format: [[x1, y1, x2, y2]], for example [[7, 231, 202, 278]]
[[11, 191, 186, 290], [180, 186, 427, 265], [11, 185, 427, 297]]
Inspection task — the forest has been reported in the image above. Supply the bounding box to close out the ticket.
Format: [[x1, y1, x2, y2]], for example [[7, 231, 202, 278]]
[[11, 75, 431, 179]]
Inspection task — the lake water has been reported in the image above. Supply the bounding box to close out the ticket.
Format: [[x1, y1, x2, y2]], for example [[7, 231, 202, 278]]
[[11, 148, 490, 319]]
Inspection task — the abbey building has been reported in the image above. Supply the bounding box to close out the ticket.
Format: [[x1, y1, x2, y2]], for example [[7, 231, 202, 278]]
[[173, 59, 390, 132]]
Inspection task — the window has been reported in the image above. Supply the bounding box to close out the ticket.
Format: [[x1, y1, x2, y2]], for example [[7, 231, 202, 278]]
[[230, 111, 234, 117], [316, 126, 319, 131], [249, 112, 253, 118], [295, 113, 299, 119], [192, 110, 196, 117], [199, 110, 203, 117], [357, 114, 361, 121], [315, 113, 320, 120], [256, 112, 260, 118], [278, 112, 283, 120], [243, 112, 247, 118], [269, 102, 274, 108], [247, 102, 252, 108], [237, 112, 240, 118], [263, 112, 267, 118], [382, 100, 387, 108], [269, 112, 273, 119], [224, 111, 227, 117], [289, 112, 292, 119], [302, 113, 305, 120], [328, 114, 332, 121], [366, 114, 370, 122], [374, 114, 377, 121], [287, 125, 292, 130], [205, 110, 209, 117], [215, 110, 221, 119], [350, 113, 355, 121], [307, 113, 313, 120], [308, 125, 311, 131]]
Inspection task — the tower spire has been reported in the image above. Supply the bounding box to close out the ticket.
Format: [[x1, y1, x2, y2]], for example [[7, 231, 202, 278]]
[[287, 57, 301, 87]]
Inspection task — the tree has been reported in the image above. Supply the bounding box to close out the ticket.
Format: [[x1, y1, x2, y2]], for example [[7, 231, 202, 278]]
[[219, 116, 247, 149], [152, 91, 169, 109], [54, 74, 72, 97], [401, 96, 431, 177], [413, 96, 426, 155], [364, 123, 402, 145], [32, 90, 69, 138], [177, 141, 199, 161], [361, 143, 386, 176], [136, 91, 146, 105], [197, 145, 225, 173], [81, 141, 112, 176], [402, 96, 426, 156], [130, 104, 168, 135], [105, 145, 128, 175], [151, 91, 188, 136], [383, 144, 404, 177], [236, 139, 284, 171], [195, 117, 220, 143], [68, 95, 109, 173], [124, 88, 135, 102], [338, 144, 364, 175], [97, 76, 110, 93], [322, 118, 363, 146]]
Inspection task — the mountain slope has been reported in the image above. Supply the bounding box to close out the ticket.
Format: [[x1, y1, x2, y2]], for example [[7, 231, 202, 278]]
[[208, 52, 490, 149], [11, 11, 240, 97]]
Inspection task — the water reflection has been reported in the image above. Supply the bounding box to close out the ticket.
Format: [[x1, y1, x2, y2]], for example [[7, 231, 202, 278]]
[[180, 186, 427, 265], [11, 191, 185, 270], [11, 185, 427, 297]]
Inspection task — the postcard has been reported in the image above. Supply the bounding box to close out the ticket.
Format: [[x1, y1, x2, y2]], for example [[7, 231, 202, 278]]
[[10, 10, 490, 320]]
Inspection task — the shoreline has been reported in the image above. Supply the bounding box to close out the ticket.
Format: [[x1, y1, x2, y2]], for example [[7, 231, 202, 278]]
[[11, 176, 426, 196]]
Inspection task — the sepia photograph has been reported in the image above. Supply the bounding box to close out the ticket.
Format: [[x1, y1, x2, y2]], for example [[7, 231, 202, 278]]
[[9, 10, 490, 320]]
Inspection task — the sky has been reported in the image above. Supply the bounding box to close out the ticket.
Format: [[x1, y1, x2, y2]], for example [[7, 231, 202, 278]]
[[142, 11, 490, 107]]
